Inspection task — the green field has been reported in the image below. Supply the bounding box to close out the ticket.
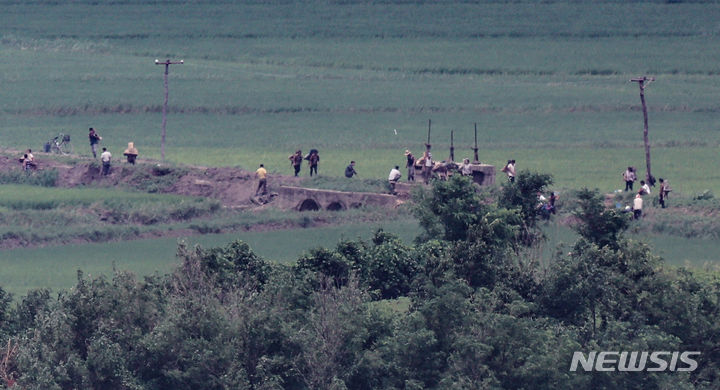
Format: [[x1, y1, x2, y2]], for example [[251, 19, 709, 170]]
[[1, 1, 720, 193], [2, 1, 720, 294], [0, 219, 421, 297], [2, 217, 718, 298]]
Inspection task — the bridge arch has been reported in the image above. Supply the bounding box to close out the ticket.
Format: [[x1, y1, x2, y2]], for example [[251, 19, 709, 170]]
[[297, 198, 321, 211], [326, 200, 346, 211]]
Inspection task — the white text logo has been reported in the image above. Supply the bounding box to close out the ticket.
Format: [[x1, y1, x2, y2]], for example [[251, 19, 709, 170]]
[[569, 351, 700, 372]]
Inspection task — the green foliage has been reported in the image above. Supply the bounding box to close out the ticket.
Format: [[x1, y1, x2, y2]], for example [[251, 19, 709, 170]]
[[498, 170, 554, 231], [296, 247, 353, 287], [2, 221, 718, 389], [573, 188, 630, 249], [3, 1, 720, 386], [121, 165, 190, 194], [0, 169, 58, 187], [0, 286, 11, 339], [178, 240, 272, 290], [297, 229, 421, 299], [413, 175, 483, 241], [694, 190, 714, 200], [355, 230, 419, 299], [541, 238, 661, 331], [449, 209, 524, 290]]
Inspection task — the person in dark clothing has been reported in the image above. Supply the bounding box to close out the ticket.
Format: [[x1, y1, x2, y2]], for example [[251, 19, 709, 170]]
[[345, 161, 357, 178], [404, 150, 415, 181], [658, 178, 671, 208], [89, 127, 102, 158], [308, 150, 320, 176], [289, 150, 303, 177], [548, 192, 558, 214]]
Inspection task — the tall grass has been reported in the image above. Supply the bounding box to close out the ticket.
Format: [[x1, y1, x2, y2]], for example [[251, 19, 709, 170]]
[[0, 169, 58, 187]]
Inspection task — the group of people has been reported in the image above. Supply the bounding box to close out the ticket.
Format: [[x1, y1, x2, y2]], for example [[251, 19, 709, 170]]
[[91, 128, 141, 175], [407, 149, 435, 184], [402, 149, 478, 185], [90, 128, 114, 176], [288, 149, 320, 177], [623, 166, 672, 219], [20, 127, 142, 176], [18, 149, 36, 171], [537, 191, 558, 220]]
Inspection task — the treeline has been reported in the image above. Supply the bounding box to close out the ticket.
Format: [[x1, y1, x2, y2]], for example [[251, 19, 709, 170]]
[[0, 172, 718, 389]]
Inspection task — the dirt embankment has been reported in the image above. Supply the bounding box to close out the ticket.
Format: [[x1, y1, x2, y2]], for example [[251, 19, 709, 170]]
[[0, 151, 399, 209]]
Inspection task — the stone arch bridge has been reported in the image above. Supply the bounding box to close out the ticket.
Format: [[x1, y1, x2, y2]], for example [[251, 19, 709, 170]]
[[274, 186, 401, 211]]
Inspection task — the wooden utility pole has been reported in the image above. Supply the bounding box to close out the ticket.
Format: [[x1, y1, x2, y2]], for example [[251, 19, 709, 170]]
[[472, 123, 479, 163], [155, 59, 184, 162], [630, 76, 655, 185], [425, 119, 432, 155], [449, 130, 455, 162]]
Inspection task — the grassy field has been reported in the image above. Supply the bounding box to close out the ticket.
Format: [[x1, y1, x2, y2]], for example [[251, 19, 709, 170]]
[[0, 219, 421, 298], [1, 1, 720, 193], [1, 1, 720, 296], [1, 217, 718, 298]]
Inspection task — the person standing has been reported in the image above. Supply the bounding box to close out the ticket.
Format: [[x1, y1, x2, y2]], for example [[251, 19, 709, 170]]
[[89, 128, 102, 158], [549, 192, 558, 214], [623, 167, 636, 191], [308, 150, 320, 177], [255, 164, 268, 196], [289, 150, 303, 177], [423, 151, 433, 184], [404, 150, 415, 181], [100, 147, 112, 175], [123, 142, 139, 165], [658, 178, 671, 208], [345, 161, 357, 178], [633, 193, 643, 220], [502, 159, 516, 183], [459, 158, 473, 176], [388, 165, 402, 195]]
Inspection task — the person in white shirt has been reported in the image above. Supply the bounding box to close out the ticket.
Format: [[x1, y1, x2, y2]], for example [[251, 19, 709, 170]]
[[100, 147, 112, 175], [388, 166, 402, 195], [622, 167, 636, 191], [633, 194, 643, 220], [640, 180, 651, 195], [460, 158, 473, 176], [502, 159, 516, 183], [422, 152, 433, 184]]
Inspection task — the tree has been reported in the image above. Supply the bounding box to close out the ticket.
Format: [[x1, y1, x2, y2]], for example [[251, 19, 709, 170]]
[[413, 175, 484, 241], [498, 170, 553, 244], [181, 239, 271, 290], [449, 209, 523, 290], [294, 278, 368, 390], [573, 188, 630, 249]]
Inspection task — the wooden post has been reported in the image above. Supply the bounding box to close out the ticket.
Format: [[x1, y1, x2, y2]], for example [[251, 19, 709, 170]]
[[155, 59, 184, 162], [425, 119, 432, 153], [630, 76, 655, 185], [472, 123, 480, 163], [449, 130, 455, 162]]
